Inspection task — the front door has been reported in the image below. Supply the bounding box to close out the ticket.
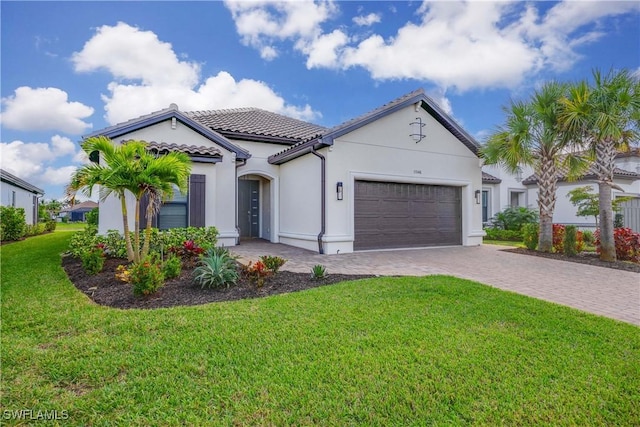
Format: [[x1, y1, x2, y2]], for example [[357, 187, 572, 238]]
[[239, 180, 260, 238]]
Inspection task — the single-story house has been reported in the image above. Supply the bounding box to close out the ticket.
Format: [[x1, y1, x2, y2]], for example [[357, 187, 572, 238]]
[[482, 149, 640, 231], [0, 168, 44, 225], [88, 89, 484, 254], [59, 200, 99, 222]]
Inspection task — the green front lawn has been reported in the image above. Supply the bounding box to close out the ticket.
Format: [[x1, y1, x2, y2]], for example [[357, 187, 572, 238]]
[[2, 233, 638, 425], [55, 222, 87, 232], [483, 239, 525, 247]]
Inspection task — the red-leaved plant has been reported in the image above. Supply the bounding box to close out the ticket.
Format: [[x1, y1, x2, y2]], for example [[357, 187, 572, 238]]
[[595, 228, 640, 262], [243, 260, 270, 288], [552, 224, 584, 254], [169, 240, 205, 267]]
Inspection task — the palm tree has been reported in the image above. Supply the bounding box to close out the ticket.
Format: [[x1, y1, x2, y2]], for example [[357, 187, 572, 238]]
[[560, 69, 640, 262], [481, 81, 587, 252], [68, 136, 192, 262]]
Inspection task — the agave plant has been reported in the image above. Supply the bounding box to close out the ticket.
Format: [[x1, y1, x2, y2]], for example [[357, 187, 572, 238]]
[[192, 248, 239, 288]]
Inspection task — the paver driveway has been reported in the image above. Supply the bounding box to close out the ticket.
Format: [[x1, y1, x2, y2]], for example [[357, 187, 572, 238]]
[[231, 240, 640, 326]]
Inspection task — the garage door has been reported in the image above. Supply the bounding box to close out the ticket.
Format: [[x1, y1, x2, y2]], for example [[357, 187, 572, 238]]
[[354, 181, 462, 250]]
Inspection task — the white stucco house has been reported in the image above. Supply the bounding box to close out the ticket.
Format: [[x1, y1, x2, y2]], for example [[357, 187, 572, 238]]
[[88, 89, 485, 254], [481, 149, 640, 231], [0, 169, 44, 225]]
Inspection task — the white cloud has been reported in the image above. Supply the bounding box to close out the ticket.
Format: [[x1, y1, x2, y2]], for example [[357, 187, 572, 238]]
[[0, 87, 94, 134], [72, 22, 200, 87], [0, 135, 84, 188], [72, 22, 319, 124], [353, 13, 381, 27], [41, 166, 80, 186], [224, 0, 338, 60], [303, 30, 349, 69], [224, 0, 640, 92]]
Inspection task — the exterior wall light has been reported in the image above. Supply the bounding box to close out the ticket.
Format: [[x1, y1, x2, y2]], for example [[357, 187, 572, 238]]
[[515, 166, 523, 182], [336, 182, 344, 201], [410, 117, 426, 143], [475, 190, 481, 204]]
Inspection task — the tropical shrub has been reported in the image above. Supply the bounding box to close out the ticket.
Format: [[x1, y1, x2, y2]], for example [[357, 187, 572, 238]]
[[582, 230, 595, 246], [170, 240, 205, 267], [86, 207, 99, 226], [80, 244, 106, 275], [68, 225, 99, 257], [553, 224, 584, 254], [193, 248, 239, 288], [521, 223, 539, 250], [490, 206, 539, 231], [614, 213, 624, 229], [130, 258, 165, 296], [0, 206, 26, 241], [102, 230, 128, 258], [24, 223, 46, 237], [242, 260, 270, 288], [563, 226, 578, 257], [45, 220, 57, 232], [311, 264, 327, 279], [483, 228, 523, 241], [162, 254, 182, 280], [596, 228, 640, 263], [158, 227, 219, 253], [260, 255, 287, 273]]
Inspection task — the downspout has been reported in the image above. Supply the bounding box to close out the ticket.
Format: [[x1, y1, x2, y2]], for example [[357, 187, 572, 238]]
[[310, 146, 326, 254], [235, 157, 247, 245]]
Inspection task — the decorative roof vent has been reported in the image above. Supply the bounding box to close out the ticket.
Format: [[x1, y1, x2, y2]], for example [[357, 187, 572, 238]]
[[169, 103, 179, 111]]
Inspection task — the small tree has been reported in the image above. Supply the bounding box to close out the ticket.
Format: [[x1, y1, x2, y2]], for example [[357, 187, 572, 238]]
[[68, 136, 192, 263], [567, 185, 633, 226]]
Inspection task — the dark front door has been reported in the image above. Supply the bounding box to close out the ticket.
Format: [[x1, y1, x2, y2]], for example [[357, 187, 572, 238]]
[[239, 180, 260, 238]]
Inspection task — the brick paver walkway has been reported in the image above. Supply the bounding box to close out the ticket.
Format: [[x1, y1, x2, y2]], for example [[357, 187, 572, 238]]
[[230, 240, 640, 326]]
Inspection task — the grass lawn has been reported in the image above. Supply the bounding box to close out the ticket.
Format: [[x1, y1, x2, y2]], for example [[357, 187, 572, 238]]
[[2, 233, 639, 426], [482, 239, 524, 247], [54, 222, 87, 232]]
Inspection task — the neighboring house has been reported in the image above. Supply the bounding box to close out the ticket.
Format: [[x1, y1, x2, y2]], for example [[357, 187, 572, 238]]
[[59, 201, 99, 222], [0, 169, 44, 225], [89, 89, 484, 254], [481, 149, 640, 231]]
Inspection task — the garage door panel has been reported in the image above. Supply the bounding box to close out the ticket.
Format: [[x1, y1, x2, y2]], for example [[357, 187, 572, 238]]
[[354, 180, 461, 250]]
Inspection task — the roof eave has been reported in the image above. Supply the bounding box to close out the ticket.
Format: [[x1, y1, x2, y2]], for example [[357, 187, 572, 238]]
[[268, 138, 332, 165], [85, 110, 251, 160]]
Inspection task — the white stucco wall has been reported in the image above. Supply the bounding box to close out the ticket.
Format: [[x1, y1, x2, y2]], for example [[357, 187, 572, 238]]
[[1, 182, 38, 224], [486, 155, 640, 229], [527, 178, 640, 229], [319, 104, 483, 254], [97, 119, 238, 246], [278, 152, 323, 252], [482, 163, 535, 223]]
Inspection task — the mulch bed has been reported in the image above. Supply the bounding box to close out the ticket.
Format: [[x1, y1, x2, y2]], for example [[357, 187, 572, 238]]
[[62, 256, 374, 310], [502, 247, 640, 273]]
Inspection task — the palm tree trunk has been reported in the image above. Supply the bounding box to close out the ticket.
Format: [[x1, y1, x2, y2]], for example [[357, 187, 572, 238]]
[[536, 156, 557, 252], [120, 195, 135, 262], [596, 139, 617, 262], [133, 198, 141, 263], [141, 202, 153, 260]]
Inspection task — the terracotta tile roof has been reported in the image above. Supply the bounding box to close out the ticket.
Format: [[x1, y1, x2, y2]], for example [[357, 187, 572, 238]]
[[185, 108, 326, 143], [482, 171, 502, 184], [144, 141, 223, 157], [61, 201, 98, 212]]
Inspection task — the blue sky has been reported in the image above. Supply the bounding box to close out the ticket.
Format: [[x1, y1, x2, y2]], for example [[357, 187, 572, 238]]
[[1, 1, 639, 201]]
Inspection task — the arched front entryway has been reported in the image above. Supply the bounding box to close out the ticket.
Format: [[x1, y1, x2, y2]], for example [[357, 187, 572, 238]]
[[238, 173, 277, 242]]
